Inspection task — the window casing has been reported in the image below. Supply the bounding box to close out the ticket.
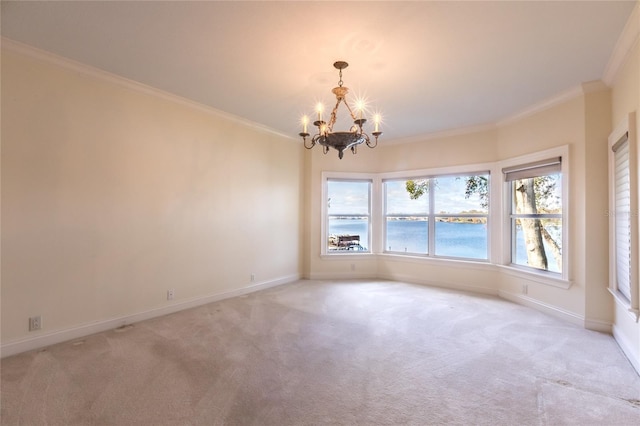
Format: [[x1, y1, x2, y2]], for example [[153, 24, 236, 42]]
[[608, 112, 639, 320], [504, 158, 563, 275], [325, 178, 372, 254], [383, 173, 489, 260], [612, 137, 632, 301]]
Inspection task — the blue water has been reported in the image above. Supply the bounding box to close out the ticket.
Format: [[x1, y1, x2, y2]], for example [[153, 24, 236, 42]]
[[329, 219, 487, 259], [329, 219, 561, 271]]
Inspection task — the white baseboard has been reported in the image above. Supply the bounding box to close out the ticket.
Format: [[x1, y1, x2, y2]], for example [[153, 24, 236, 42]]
[[498, 289, 584, 327], [377, 272, 499, 296], [1, 274, 300, 358], [308, 271, 376, 281], [612, 324, 640, 376]]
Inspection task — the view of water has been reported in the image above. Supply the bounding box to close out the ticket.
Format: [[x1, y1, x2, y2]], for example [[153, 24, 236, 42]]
[[329, 219, 561, 272]]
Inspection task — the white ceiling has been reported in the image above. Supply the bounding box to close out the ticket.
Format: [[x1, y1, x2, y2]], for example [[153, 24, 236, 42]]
[[1, 1, 636, 142]]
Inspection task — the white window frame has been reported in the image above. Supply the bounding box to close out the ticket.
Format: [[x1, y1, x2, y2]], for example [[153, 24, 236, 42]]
[[379, 163, 494, 263], [383, 177, 430, 255], [382, 173, 490, 260], [321, 172, 375, 256], [499, 145, 570, 285], [608, 112, 639, 321]]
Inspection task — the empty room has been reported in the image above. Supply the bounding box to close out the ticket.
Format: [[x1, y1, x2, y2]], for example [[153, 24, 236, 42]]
[[2, 1, 640, 424]]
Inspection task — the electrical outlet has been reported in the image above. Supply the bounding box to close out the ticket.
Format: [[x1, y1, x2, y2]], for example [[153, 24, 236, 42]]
[[167, 289, 175, 300], [250, 273, 255, 282], [522, 284, 528, 295], [351, 263, 356, 271], [29, 316, 42, 331]]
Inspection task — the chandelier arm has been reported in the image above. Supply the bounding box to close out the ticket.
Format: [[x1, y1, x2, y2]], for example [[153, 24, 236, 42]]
[[366, 132, 380, 149], [304, 134, 317, 150]]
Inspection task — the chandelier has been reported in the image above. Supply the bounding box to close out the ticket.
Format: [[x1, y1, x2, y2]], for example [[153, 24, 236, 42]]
[[299, 61, 382, 159]]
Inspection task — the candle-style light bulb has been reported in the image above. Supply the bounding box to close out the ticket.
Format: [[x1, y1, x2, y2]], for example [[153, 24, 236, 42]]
[[374, 114, 381, 132], [302, 115, 308, 134], [316, 103, 324, 121], [355, 99, 365, 121]]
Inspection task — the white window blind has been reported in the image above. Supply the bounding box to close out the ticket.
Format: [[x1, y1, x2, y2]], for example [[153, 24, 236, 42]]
[[613, 134, 631, 301]]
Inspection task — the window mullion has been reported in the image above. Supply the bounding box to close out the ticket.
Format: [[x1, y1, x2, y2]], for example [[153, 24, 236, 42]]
[[428, 178, 436, 256]]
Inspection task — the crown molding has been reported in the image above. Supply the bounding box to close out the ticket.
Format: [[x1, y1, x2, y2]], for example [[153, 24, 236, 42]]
[[383, 85, 585, 146], [381, 122, 497, 146], [603, 1, 640, 86], [496, 85, 585, 128], [1, 37, 295, 141]]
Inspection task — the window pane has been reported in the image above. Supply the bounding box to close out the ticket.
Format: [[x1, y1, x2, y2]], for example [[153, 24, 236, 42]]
[[328, 180, 370, 215], [513, 218, 562, 273], [328, 217, 368, 251], [435, 218, 488, 259], [327, 180, 370, 253], [512, 175, 562, 214], [386, 218, 428, 254], [385, 180, 428, 215], [434, 175, 489, 214]]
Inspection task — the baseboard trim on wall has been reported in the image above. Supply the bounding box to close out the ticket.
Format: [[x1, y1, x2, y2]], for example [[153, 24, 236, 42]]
[[308, 272, 377, 281], [612, 324, 640, 376], [498, 289, 584, 327], [377, 273, 499, 297], [0, 274, 300, 359]]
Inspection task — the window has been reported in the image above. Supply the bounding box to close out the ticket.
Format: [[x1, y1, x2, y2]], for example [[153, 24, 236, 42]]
[[612, 135, 632, 301], [326, 179, 371, 253], [383, 173, 489, 260], [384, 179, 429, 254], [504, 158, 562, 274], [608, 111, 638, 318]]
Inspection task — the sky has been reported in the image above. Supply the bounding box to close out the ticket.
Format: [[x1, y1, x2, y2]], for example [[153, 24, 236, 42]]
[[328, 176, 488, 216]]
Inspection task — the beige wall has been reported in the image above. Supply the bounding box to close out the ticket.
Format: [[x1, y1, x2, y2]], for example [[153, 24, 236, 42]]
[[376, 129, 499, 173], [583, 84, 614, 326], [1, 48, 303, 347]]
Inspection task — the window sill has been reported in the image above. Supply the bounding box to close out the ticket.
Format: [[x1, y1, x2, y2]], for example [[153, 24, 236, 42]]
[[497, 265, 571, 289], [607, 288, 640, 323], [320, 252, 376, 260]]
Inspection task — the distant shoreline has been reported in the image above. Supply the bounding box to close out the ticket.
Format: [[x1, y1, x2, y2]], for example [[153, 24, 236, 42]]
[[332, 216, 487, 224]]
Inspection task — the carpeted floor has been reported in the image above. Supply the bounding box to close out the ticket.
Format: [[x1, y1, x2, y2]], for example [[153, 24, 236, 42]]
[[2, 279, 640, 425]]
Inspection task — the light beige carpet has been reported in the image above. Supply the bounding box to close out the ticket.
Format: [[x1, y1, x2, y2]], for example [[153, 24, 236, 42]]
[[2, 279, 640, 425]]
